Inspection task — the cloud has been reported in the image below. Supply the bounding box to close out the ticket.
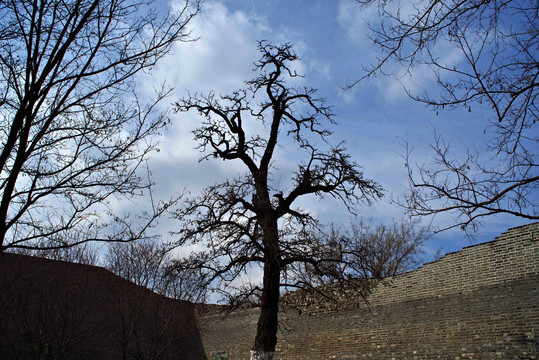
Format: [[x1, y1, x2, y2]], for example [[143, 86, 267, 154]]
[[337, 0, 376, 49], [160, 2, 266, 93], [337, 0, 466, 103], [106, 2, 273, 242], [140, 1, 335, 199], [126, 0, 508, 259], [136, 1, 271, 183]]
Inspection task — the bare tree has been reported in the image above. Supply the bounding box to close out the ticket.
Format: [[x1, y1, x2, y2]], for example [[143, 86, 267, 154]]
[[282, 218, 430, 312], [172, 42, 383, 360], [0, 0, 200, 253], [353, 0, 538, 233], [295, 218, 429, 284], [105, 239, 169, 291], [104, 239, 208, 303], [10, 242, 99, 265]]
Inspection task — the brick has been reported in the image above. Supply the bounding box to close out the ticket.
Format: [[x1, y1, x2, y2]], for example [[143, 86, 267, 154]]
[[201, 223, 539, 360]]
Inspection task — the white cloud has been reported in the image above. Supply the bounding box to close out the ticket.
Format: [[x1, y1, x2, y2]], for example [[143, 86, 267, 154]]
[[337, 0, 376, 49], [158, 2, 266, 94], [337, 0, 466, 103], [106, 1, 274, 240], [137, 1, 271, 178], [120, 0, 514, 268], [141, 1, 335, 195]]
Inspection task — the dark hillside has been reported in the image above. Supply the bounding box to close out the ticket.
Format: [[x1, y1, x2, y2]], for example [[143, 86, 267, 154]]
[[0, 253, 206, 360]]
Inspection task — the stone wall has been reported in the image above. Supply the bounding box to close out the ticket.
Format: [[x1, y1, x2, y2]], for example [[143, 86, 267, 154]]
[[200, 222, 539, 359]]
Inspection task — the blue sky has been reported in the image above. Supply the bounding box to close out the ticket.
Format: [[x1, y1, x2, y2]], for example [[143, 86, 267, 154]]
[[131, 0, 531, 261]]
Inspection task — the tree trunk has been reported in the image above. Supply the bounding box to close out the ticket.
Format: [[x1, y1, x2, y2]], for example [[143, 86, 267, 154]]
[[251, 225, 281, 360]]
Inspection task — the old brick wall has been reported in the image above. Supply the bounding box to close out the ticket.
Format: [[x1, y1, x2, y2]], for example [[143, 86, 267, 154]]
[[200, 223, 539, 359]]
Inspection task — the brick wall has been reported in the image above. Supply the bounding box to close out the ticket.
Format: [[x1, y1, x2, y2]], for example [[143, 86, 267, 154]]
[[200, 222, 539, 359]]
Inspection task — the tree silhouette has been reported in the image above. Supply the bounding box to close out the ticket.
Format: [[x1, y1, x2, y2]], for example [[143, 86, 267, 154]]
[[0, 0, 199, 252], [353, 0, 538, 233], [104, 239, 208, 303], [173, 42, 382, 359]]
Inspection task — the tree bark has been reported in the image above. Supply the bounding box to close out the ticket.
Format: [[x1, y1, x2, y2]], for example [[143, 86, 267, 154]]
[[252, 221, 281, 359]]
